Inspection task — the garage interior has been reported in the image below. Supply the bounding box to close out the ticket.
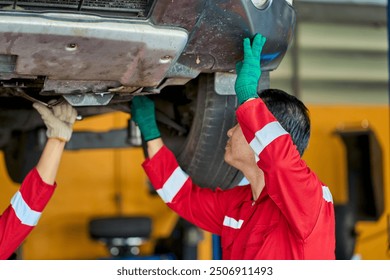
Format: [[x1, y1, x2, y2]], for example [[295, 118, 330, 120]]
[[0, 0, 389, 260]]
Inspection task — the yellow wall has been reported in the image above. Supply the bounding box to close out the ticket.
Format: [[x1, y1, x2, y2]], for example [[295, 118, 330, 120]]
[[0, 105, 388, 259], [304, 104, 389, 260]]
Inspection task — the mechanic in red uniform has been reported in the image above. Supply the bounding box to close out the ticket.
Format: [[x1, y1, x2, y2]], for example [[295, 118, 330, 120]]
[[0, 102, 77, 260], [131, 33, 336, 259]]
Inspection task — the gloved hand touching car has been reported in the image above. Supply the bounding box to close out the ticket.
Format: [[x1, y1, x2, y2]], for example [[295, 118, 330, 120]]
[[234, 33, 267, 105], [130, 96, 161, 142], [33, 102, 78, 142]]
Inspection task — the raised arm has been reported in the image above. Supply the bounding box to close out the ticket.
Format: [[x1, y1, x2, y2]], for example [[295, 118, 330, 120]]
[[234, 34, 330, 238], [34, 102, 77, 184], [131, 96, 228, 234], [130, 95, 163, 158], [0, 102, 77, 259]]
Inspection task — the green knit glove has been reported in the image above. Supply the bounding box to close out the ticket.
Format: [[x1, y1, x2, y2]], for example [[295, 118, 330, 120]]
[[130, 96, 161, 142], [234, 33, 267, 105]]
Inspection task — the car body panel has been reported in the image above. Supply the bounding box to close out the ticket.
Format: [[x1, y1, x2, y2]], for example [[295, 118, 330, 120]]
[[0, 14, 188, 88], [0, 0, 295, 98]]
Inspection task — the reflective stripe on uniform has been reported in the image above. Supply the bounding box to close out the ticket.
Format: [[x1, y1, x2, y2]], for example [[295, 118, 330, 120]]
[[322, 186, 333, 203], [249, 121, 288, 156], [157, 166, 189, 203], [10, 191, 42, 226], [223, 216, 244, 229]]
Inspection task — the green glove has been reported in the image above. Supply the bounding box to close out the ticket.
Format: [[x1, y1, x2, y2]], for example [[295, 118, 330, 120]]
[[234, 33, 267, 105], [130, 96, 161, 142]]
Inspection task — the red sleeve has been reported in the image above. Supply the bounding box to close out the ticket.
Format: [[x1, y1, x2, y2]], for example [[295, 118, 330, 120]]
[[0, 168, 56, 260], [236, 99, 328, 239], [142, 146, 228, 235]]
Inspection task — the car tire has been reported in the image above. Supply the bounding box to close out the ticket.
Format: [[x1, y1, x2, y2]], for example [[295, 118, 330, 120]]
[[156, 74, 243, 190]]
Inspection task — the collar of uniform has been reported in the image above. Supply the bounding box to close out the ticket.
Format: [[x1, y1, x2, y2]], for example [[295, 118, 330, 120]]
[[251, 185, 269, 205], [241, 184, 268, 204]]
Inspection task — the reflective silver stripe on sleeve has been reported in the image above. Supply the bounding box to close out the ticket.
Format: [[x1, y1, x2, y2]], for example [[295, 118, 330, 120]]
[[223, 216, 244, 229], [322, 186, 334, 203], [10, 191, 42, 226], [156, 166, 189, 203], [249, 121, 288, 155]]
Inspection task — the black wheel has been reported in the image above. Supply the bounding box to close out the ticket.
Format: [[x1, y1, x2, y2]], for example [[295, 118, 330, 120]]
[[154, 74, 243, 190], [3, 129, 45, 184]]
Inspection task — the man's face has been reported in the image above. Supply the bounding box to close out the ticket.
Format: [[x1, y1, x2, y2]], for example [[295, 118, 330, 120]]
[[224, 123, 256, 170]]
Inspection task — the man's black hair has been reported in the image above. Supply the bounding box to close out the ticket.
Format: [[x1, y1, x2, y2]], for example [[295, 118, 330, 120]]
[[258, 88, 311, 156]]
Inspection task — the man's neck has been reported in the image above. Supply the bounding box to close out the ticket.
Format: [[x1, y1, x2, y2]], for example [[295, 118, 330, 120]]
[[242, 167, 265, 201]]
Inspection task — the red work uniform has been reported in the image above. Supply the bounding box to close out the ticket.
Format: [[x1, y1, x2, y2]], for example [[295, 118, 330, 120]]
[[0, 168, 56, 260], [143, 98, 335, 260]]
